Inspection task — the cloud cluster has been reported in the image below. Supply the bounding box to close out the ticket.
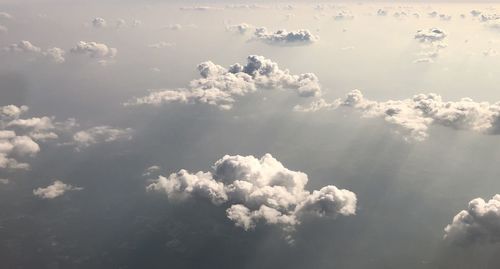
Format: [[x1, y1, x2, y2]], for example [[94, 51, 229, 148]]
[[72, 125, 133, 150], [253, 27, 319, 45], [444, 195, 500, 245], [4, 40, 65, 63], [147, 154, 356, 234], [296, 90, 500, 141], [1, 105, 132, 171], [126, 55, 321, 110], [0, 105, 59, 170], [33, 180, 83, 199]]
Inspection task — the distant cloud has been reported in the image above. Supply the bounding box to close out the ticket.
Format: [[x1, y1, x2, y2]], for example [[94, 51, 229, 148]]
[[414, 28, 447, 43], [91, 17, 107, 28], [5, 40, 41, 53], [125, 55, 321, 110], [148, 41, 175, 49], [72, 125, 133, 150], [4, 41, 65, 63], [444, 195, 500, 245], [334, 11, 354, 20], [296, 90, 500, 141], [161, 23, 197, 31], [226, 23, 254, 34], [179, 6, 221, 11], [70, 41, 117, 64], [147, 154, 356, 236], [33, 180, 83, 199], [226, 24, 317, 46], [414, 28, 448, 63], [252, 27, 319, 45], [0, 12, 12, 20]]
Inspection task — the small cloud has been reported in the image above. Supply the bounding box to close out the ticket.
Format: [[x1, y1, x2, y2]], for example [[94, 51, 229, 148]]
[[33, 180, 83, 199]]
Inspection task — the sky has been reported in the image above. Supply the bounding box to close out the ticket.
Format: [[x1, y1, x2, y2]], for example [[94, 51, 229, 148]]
[[2, 1, 500, 268]]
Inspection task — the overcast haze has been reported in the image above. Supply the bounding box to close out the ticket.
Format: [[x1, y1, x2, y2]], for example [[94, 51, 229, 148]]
[[2, 1, 500, 268]]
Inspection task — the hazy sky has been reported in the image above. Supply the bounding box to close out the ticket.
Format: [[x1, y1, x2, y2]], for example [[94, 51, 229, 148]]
[[2, 1, 500, 268]]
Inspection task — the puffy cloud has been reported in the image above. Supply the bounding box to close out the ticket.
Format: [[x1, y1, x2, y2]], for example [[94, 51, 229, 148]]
[[4, 41, 65, 63], [252, 27, 319, 46], [414, 28, 447, 63], [7, 115, 60, 142], [444, 195, 500, 245], [126, 55, 321, 110], [0, 105, 28, 120], [471, 10, 482, 17], [91, 17, 107, 28], [72, 125, 133, 150], [297, 90, 500, 141], [33, 180, 83, 199], [5, 40, 41, 53], [147, 154, 356, 234], [70, 41, 117, 64], [0, 105, 46, 170], [377, 9, 388, 16], [414, 28, 447, 43], [226, 23, 254, 34], [43, 47, 65, 63], [0, 131, 39, 170]]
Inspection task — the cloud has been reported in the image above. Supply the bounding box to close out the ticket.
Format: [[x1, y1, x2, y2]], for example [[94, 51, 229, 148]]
[[0, 131, 39, 170], [72, 125, 133, 150], [414, 28, 448, 63], [148, 41, 175, 49], [444, 195, 500, 246], [0, 12, 12, 20], [333, 11, 354, 20], [33, 180, 83, 199], [296, 90, 500, 141], [43, 47, 65, 63], [92, 17, 107, 28], [252, 27, 319, 46], [0, 25, 7, 34], [179, 6, 221, 11], [0, 105, 55, 170], [414, 28, 447, 43], [70, 41, 117, 64], [377, 9, 388, 16], [226, 23, 254, 34], [147, 154, 356, 235], [4, 41, 65, 63], [5, 40, 42, 53], [125, 55, 321, 110]]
